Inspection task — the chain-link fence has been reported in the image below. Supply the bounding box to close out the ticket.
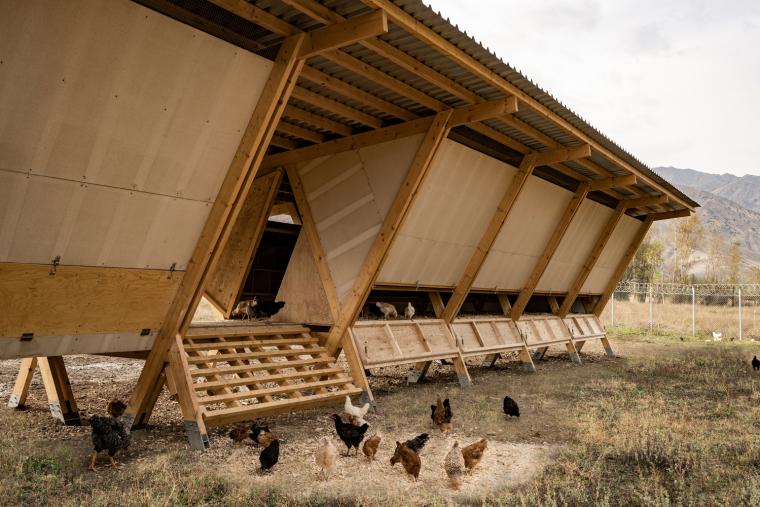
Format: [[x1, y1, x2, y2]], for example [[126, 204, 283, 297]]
[[598, 282, 760, 340]]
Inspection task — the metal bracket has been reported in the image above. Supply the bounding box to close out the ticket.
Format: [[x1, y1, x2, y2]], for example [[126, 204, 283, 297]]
[[121, 412, 137, 430], [456, 373, 473, 388], [50, 256, 60, 275], [184, 420, 210, 450], [407, 369, 423, 384], [167, 262, 176, 279], [8, 394, 22, 408], [523, 362, 536, 373], [357, 390, 378, 414]]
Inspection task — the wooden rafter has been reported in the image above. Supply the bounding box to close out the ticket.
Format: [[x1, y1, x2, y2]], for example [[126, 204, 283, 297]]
[[298, 10, 388, 60], [652, 209, 691, 221], [509, 181, 591, 320], [282, 104, 355, 137], [291, 86, 385, 128], [276, 120, 327, 143]]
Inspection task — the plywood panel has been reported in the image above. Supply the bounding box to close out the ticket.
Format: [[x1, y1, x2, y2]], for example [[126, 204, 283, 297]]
[[581, 215, 644, 293], [271, 230, 334, 325], [473, 176, 574, 290], [0, 263, 182, 338], [0, 331, 157, 360], [378, 140, 517, 286], [203, 171, 282, 313], [296, 134, 425, 305], [537, 199, 613, 293]]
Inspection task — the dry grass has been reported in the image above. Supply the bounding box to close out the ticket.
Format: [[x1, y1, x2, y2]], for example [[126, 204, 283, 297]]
[[2, 334, 760, 506]]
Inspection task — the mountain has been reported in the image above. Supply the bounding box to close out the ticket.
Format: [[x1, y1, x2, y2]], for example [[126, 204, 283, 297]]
[[655, 166, 760, 212]]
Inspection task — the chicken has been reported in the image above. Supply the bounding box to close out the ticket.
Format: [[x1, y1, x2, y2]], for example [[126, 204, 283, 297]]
[[316, 436, 339, 479], [461, 438, 487, 473], [256, 300, 286, 318], [366, 303, 384, 319], [344, 395, 370, 426], [244, 301, 258, 321], [106, 399, 127, 420], [89, 415, 131, 471], [713, 332, 723, 340], [249, 424, 278, 448], [430, 404, 436, 421], [433, 394, 453, 436], [362, 432, 382, 460], [330, 413, 369, 456], [229, 426, 249, 445], [259, 440, 280, 473], [375, 302, 398, 320], [390, 441, 421, 481], [231, 300, 250, 318], [444, 441, 465, 489], [503, 396, 520, 418], [402, 433, 429, 455], [753, 356, 760, 371], [405, 302, 415, 320]]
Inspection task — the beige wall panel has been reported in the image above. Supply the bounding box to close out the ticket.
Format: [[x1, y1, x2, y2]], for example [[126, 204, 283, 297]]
[[0, 171, 208, 270], [297, 134, 425, 305], [0, 331, 157, 360], [272, 231, 334, 326], [473, 176, 574, 290], [581, 215, 645, 294], [0, 263, 182, 338], [536, 199, 613, 293], [0, 0, 271, 202], [378, 140, 517, 285]]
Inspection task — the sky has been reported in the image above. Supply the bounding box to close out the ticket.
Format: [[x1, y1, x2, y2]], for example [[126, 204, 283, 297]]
[[428, 0, 760, 177]]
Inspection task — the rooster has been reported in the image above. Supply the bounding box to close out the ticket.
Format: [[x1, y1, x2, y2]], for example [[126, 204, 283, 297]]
[[344, 395, 370, 426], [88, 415, 131, 471]]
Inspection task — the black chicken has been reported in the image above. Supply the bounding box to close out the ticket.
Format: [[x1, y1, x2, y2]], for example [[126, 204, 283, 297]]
[[429, 404, 436, 421], [89, 415, 131, 471], [503, 395, 520, 418], [330, 413, 369, 455], [256, 300, 286, 318], [753, 356, 760, 371], [259, 439, 280, 473], [403, 433, 429, 454]]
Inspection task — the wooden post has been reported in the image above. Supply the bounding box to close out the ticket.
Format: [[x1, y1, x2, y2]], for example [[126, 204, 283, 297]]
[[594, 215, 655, 318], [8, 357, 38, 408], [510, 182, 591, 320], [124, 34, 307, 433], [38, 357, 81, 426], [441, 153, 538, 323], [407, 292, 444, 382], [547, 296, 560, 315]]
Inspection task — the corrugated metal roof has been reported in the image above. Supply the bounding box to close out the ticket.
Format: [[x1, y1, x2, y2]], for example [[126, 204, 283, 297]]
[[137, 0, 698, 210]]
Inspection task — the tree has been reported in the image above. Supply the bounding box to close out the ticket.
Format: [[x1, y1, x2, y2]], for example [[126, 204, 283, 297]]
[[624, 226, 662, 285], [748, 266, 760, 285], [704, 225, 727, 283], [725, 242, 743, 284], [667, 213, 704, 282]]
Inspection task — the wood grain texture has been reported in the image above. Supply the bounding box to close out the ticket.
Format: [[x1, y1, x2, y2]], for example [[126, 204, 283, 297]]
[[0, 263, 182, 338], [203, 170, 283, 316]]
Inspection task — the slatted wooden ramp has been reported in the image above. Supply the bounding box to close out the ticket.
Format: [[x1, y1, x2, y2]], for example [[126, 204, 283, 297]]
[[450, 318, 535, 371], [179, 323, 361, 431], [563, 314, 615, 357]]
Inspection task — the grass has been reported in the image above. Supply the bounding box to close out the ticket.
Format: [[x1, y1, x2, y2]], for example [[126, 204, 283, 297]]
[[2, 333, 760, 506]]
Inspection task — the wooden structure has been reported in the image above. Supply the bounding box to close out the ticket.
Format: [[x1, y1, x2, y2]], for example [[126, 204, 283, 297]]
[[1, 0, 697, 448]]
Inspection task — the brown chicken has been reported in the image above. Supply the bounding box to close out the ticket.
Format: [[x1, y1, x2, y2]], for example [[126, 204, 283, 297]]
[[390, 441, 421, 481], [461, 437, 487, 473], [444, 441, 465, 489], [106, 399, 127, 420], [228, 426, 249, 446], [315, 436, 339, 480], [433, 394, 453, 436], [249, 424, 278, 448], [362, 432, 382, 460]]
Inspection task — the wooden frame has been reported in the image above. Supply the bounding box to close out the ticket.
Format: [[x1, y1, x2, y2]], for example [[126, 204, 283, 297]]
[[564, 314, 615, 357], [38, 356, 81, 425], [451, 319, 535, 372], [297, 10, 388, 60], [7, 357, 37, 409], [517, 315, 580, 364]]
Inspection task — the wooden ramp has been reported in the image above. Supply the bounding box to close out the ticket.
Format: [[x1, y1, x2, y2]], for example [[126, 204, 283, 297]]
[[517, 315, 582, 363], [350, 320, 472, 386], [450, 318, 536, 371], [563, 314, 615, 356], [178, 322, 361, 437]]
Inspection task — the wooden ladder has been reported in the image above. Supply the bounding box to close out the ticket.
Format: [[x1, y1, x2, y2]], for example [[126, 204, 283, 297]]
[[171, 323, 362, 449]]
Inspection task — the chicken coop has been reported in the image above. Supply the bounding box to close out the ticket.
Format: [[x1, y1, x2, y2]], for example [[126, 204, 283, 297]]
[[0, 0, 698, 449]]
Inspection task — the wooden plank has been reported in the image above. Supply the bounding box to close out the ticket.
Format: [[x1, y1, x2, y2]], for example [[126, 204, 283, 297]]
[[270, 135, 300, 150], [290, 86, 385, 128], [624, 194, 668, 209], [429, 292, 445, 318], [441, 153, 538, 323], [38, 356, 80, 425], [588, 175, 637, 191], [448, 97, 518, 127], [196, 367, 344, 391], [298, 10, 388, 59], [199, 378, 352, 405], [547, 296, 560, 315], [285, 165, 342, 322], [124, 34, 306, 429], [185, 324, 311, 338], [0, 263, 182, 338], [262, 116, 433, 170], [189, 356, 334, 378], [167, 334, 209, 449], [323, 110, 453, 356], [7, 357, 37, 408], [534, 144, 591, 166], [364, 350, 460, 367], [497, 294, 512, 315], [186, 347, 328, 364], [651, 209, 691, 221], [282, 105, 355, 137], [594, 216, 654, 316], [509, 182, 590, 320], [203, 170, 283, 317], [276, 120, 327, 143], [558, 200, 627, 318]]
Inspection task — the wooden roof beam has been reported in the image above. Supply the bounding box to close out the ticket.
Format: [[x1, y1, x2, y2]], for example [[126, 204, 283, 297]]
[[448, 96, 518, 127], [534, 144, 591, 166], [282, 105, 355, 137], [298, 10, 388, 60], [291, 86, 384, 128], [270, 135, 300, 150], [625, 194, 668, 209], [588, 175, 637, 191], [651, 209, 691, 221], [276, 120, 327, 144]]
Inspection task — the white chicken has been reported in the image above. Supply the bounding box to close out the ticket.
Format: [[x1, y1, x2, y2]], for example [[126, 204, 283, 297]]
[[405, 302, 415, 320], [344, 395, 370, 426], [713, 332, 722, 341], [375, 302, 398, 320]]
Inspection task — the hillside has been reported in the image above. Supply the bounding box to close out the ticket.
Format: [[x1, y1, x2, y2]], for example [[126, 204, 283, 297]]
[[655, 166, 760, 212]]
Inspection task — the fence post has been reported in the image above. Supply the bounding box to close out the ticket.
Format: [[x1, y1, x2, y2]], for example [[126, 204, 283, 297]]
[[739, 289, 742, 341], [692, 286, 695, 337], [649, 287, 653, 333]]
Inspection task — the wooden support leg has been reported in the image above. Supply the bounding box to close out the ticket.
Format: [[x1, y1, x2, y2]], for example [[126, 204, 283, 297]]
[[339, 331, 376, 413], [533, 347, 549, 361], [481, 354, 499, 368], [600, 336, 616, 357], [167, 334, 209, 451], [452, 352, 473, 387], [8, 357, 37, 408], [518, 345, 537, 372], [408, 361, 432, 383], [565, 340, 582, 364], [574, 340, 587, 353], [38, 357, 81, 426], [165, 365, 178, 400], [131, 367, 168, 431]]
